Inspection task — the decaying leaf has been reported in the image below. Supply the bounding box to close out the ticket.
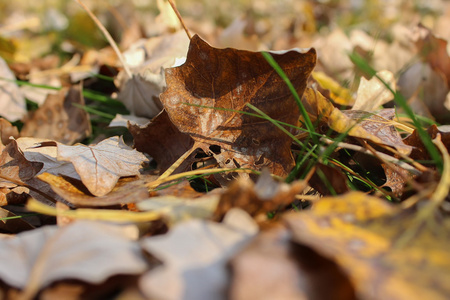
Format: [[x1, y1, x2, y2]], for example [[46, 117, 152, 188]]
[[0, 221, 146, 298], [403, 124, 450, 161], [213, 170, 307, 220], [51, 136, 148, 197], [139, 208, 258, 300], [284, 192, 450, 300], [20, 86, 91, 145], [160, 35, 316, 178]]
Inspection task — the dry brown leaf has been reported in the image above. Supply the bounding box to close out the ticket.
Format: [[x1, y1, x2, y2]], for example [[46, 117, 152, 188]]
[[20, 86, 91, 145], [129, 110, 195, 173], [139, 208, 258, 300], [0, 118, 19, 148], [284, 192, 450, 300], [0, 221, 146, 298], [160, 35, 316, 179], [0, 207, 35, 233], [0, 139, 43, 186], [37, 173, 153, 207], [403, 124, 450, 161], [213, 170, 307, 220], [52, 136, 148, 197]]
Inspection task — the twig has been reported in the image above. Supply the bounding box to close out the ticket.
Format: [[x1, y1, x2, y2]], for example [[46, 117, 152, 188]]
[[168, 0, 192, 39], [74, 0, 133, 79]]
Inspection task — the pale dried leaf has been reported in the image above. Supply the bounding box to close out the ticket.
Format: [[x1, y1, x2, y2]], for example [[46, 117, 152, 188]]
[[352, 70, 396, 111], [139, 209, 258, 300], [0, 221, 145, 292], [0, 56, 26, 122], [55, 136, 148, 196]]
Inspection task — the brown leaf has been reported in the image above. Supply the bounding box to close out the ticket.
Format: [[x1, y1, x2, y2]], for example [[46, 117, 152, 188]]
[[309, 163, 349, 196], [20, 86, 91, 145], [160, 35, 316, 178], [213, 170, 307, 221], [52, 136, 148, 197], [129, 110, 195, 173], [0, 118, 19, 148], [0, 139, 43, 184], [403, 124, 450, 161], [37, 173, 153, 207]]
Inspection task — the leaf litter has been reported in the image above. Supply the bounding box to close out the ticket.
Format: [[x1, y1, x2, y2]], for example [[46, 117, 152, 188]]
[[0, 0, 450, 299]]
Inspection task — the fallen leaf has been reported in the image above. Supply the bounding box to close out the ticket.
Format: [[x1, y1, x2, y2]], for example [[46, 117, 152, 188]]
[[20, 86, 91, 145], [137, 192, 220, 225], [213, 169, 307, 220], [139, 208, 258, 300], [229, 224, 356, 300], [0, 207, 35, 233], [0, 56, 27, 122], [352, 70, 396, 111], [0, 118, 19, 148], [284, 191, 450, 300], [309, 163, 349, 196], [37, 173, 152, 207], [16, 137, 79, 180], [0, 139, 43, 184], [160, 35, 316, 178], [116, 30, 190, 118], [129, 109, 195, 173], [53, 136, 148, 197], [403, 124, 450, 161], [0, 221, 146, 298]]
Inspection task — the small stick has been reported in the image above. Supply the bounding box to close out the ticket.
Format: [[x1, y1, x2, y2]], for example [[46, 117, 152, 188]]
[[168, 0, 192, 39], [74, 0, 133, 79]]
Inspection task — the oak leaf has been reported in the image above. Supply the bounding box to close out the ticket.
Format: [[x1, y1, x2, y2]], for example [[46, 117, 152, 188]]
[[160, 35, 316, 178]]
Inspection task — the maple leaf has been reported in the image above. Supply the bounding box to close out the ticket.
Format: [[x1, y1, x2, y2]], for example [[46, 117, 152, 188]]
[[160, 35, 316, 178], [52, 136, 148, 197]]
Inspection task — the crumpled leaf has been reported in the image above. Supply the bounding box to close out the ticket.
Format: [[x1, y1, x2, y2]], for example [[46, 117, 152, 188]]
[[160, 35, 316, 178], [20, 86, 91, 145], [139, 208, 258, 300], [0, 221, 146, 298], [352, 70, 396, 111], [284, 191, 450, 300], [52, 136, 148, 197], [213, 169, 307, 220], [0, 56, 26, 122], [403, 124, 450, 161]]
